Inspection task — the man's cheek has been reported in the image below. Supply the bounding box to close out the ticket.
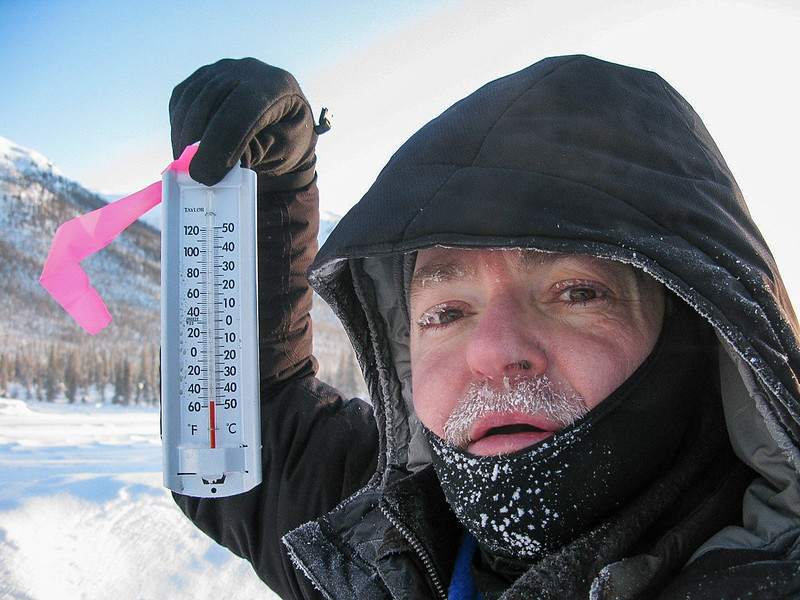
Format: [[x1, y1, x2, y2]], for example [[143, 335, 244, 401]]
[[566, 354, 633, 410], [411, 341, 471, 434], [413, 382, 451, 435], [412, 389, 440, 432]]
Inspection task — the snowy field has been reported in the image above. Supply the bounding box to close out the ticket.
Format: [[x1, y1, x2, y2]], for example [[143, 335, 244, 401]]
[[0, 397, 277, 600]]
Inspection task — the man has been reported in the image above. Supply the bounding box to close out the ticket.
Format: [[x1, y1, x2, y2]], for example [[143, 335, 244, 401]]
[[169, 55, 800, 599]]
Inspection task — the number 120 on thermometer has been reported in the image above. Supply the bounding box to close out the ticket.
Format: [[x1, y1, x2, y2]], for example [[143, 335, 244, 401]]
[[161, 164, 261, 498]]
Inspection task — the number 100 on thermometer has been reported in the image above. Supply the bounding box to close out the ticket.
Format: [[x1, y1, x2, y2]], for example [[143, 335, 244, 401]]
[[161, 164, 261, 498]]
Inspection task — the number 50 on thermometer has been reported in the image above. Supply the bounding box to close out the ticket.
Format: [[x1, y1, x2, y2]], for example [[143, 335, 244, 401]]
[[161, 164, 261, 498]]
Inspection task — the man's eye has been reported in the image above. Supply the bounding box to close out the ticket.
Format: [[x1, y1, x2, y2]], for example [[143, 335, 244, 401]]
[[417, 304, 465, 328], [554, 282, 607, 305], [565, 287, 597, 303]]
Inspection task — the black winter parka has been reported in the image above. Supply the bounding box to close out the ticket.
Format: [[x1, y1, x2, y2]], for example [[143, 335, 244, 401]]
[[175, 55, 800, 599]]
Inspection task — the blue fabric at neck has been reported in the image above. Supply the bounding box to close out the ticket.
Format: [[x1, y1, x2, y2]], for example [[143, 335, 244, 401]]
[[449, 532, 483, 600]]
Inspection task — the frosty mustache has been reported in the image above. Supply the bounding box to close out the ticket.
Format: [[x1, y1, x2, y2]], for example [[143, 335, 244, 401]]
[[442, 375, 588, 448]]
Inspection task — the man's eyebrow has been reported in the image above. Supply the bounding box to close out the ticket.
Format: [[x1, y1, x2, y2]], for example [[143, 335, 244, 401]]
[[409, 262, 474, 301]]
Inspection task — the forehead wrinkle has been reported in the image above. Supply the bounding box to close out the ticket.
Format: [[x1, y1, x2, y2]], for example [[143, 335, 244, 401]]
[[410, 261, 476, 303], [517, 250, 637, 281], [516, 248, 557, 269]]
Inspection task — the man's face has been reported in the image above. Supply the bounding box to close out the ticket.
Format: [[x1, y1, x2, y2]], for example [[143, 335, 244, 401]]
[[409, 248, 664, 457]]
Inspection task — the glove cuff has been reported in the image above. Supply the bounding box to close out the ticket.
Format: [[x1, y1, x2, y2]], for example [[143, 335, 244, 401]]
[[257, 159, 317, 193]]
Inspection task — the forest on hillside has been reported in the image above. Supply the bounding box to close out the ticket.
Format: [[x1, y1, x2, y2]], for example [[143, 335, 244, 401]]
[[0, 300, 366, 407]]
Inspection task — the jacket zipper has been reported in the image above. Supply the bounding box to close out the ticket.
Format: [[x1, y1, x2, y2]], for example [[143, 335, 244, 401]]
[[379, 499, 448, 600]]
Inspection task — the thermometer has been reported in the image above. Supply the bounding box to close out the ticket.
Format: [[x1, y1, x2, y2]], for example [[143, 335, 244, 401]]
[[161, 163, 261, 497]]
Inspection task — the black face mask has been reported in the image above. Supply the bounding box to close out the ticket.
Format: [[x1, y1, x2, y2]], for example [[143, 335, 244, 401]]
[[426, 301, 711, 560]]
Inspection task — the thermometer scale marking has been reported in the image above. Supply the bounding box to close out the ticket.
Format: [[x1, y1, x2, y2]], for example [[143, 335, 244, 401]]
[[161, 165, 261, 498], [203, 193, 218, 450], [182, 198, 239, 455]]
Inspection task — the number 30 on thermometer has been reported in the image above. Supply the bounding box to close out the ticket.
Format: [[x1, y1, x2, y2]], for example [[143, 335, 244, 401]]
[[161, 164, 261, 498]]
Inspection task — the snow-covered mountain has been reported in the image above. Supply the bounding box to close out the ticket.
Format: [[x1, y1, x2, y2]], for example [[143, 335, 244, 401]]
[[0, 137, 65, 178], [0, 136, 363, 400], [0, 136, 161, 352]]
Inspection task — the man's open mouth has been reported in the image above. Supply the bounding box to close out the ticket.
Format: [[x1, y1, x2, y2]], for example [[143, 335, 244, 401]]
[[467, 414, 557, 456], [484, 423, 547, 437]]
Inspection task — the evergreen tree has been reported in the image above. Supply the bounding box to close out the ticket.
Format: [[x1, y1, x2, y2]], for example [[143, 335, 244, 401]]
[[135, 348, 147, 404], [43, 345, 60, 402], [0, 354, 9, 397], [143, 344, 159, 404], [64, 350, 80, 404], [14, 350, 33, 399], [113, 358, 133, 405]]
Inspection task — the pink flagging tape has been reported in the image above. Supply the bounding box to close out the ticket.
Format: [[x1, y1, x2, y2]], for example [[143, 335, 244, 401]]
[[40, 145, 198, 334]]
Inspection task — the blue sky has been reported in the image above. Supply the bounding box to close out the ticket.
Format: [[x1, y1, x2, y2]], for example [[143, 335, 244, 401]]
[[0, 0, 457, 198], [2, 0, 800, 299]]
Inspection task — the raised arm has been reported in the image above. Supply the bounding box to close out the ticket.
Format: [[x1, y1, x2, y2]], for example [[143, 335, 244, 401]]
[[167, 58, 377, 600]]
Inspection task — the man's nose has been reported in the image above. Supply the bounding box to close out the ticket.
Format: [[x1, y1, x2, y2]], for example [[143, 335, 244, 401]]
[[464, 295, 549, 382]]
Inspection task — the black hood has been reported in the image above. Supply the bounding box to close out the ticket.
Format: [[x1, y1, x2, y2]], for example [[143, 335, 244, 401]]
[[308, 55, 800, 558]]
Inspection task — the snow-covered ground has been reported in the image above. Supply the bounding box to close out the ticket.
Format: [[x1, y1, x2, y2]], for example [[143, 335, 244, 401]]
[[0, 397, 276, 599]]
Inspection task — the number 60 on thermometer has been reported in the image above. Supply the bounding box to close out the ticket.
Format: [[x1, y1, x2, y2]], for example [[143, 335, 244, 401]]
[[160, 164, 261, 498]]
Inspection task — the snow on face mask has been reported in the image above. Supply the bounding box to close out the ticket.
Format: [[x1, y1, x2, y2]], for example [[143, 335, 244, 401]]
[[430, 375, 603, 558], [427, 413, 610, 560]]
